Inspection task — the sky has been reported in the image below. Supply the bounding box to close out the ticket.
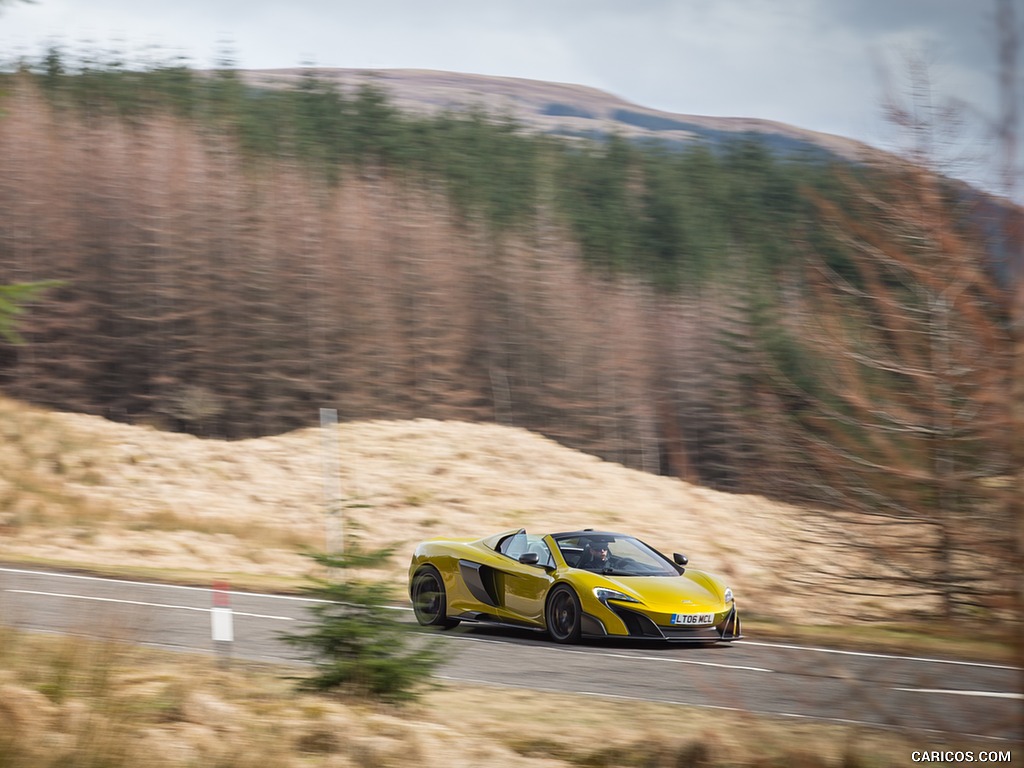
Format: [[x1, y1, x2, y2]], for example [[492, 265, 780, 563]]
[[0, 0, 1019, 193]]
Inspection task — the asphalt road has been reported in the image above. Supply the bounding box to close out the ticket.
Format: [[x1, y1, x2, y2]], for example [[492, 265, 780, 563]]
[[1, 566, 1020, 742]]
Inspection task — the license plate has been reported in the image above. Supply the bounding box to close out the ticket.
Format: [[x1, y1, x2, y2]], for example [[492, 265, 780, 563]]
[[671, 613, 714, 626]]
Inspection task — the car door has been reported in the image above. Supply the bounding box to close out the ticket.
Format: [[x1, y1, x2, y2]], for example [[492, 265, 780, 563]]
[[498, 533, 556, 623]]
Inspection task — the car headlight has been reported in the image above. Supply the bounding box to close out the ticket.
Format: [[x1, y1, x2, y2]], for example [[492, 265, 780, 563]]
[[593, 587, 640, 604], [723, 587, 734, 603]]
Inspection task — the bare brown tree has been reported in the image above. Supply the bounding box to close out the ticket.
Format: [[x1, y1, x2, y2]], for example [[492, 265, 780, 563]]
[[787, 58, 1017, 618], [994, 0, 1024, 725]]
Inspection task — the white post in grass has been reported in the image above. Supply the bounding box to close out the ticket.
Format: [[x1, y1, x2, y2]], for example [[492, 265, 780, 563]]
[[320, 407, 343, 556]]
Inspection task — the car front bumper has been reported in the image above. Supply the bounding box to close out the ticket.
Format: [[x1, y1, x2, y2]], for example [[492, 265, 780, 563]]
[[583, 603, 742, 642]]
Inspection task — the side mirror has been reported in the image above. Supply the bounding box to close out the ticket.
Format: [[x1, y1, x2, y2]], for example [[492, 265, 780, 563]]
[[673, 553, 688, 567], [518, 552, 540, 565]]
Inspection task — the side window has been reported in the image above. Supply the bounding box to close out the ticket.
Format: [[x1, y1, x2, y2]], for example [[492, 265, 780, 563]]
[[499, 533, 553, 567], [499, 531, 529, 560]]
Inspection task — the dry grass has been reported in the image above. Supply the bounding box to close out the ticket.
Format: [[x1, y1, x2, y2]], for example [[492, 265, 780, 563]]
[[0, 629, 554, 768], [0, 395, 884, 625], [0, 629, 916, 768]]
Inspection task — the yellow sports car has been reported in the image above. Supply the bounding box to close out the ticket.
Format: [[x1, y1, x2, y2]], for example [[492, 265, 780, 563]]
[[408, 528, 741, 643]]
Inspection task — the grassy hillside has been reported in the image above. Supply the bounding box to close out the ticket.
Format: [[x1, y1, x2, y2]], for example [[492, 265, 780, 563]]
[[0, 393, 968, 628]]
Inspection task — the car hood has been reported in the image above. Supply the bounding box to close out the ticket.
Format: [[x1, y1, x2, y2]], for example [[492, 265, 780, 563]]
[[598, 570, 728, 611]]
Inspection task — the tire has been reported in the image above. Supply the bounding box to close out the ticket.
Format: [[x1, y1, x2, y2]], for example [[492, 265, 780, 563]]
[[546, 584, 583, 643], [411, 565, 459, 629]]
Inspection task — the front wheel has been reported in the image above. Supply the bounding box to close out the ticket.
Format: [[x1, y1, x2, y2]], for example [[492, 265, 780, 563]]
[[411, 566, 459, 629], [546, 584, 582, 643]]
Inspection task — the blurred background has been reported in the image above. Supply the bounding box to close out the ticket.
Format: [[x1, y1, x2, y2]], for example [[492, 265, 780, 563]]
[[0, 0, 1021, 764]]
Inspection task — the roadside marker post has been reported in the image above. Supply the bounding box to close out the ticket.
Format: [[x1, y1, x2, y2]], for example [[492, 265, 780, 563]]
[[320, 407, 343, 557], [211, 580, 233, 668]]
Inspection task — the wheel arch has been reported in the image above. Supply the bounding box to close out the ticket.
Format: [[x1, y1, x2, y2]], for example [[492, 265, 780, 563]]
[[411, 562, 460, 629]]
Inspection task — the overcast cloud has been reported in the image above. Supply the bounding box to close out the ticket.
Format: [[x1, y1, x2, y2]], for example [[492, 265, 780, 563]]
[[1, 0, 1019, 191]]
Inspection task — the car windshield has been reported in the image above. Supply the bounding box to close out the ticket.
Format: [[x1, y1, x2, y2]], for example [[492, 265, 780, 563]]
[[554, 534, 679, 577]]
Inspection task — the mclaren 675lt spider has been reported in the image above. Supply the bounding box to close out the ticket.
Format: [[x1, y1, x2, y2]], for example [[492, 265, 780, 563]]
[[408, 528, 741, 643]]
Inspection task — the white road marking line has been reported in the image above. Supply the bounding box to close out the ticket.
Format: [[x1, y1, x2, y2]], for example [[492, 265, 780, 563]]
[[5, 589, 295, 621], [0, 567, 327, 603], [740, 640, 1019, 670], [440, 633, 774, 672], [893, 687, 1023, 699], [562, 647, 774, 673]]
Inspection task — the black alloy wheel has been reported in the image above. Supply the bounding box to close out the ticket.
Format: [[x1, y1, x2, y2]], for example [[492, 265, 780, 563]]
[[411, 566, 459, 629], [546, 584, 582, 643]]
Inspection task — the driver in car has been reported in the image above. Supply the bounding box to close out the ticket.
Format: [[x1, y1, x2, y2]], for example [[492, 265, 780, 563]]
[[579, 539, 613, 570]]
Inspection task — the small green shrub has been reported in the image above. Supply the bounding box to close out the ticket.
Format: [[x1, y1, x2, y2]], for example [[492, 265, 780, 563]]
[[282, 546, 444, 702]]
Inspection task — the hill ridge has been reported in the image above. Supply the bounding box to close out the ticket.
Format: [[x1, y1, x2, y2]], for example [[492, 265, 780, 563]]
[[238, 67, 880, 161]]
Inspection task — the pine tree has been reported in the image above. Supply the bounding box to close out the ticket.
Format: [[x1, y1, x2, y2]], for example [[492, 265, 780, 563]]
[[283, 547, 444, 702]]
